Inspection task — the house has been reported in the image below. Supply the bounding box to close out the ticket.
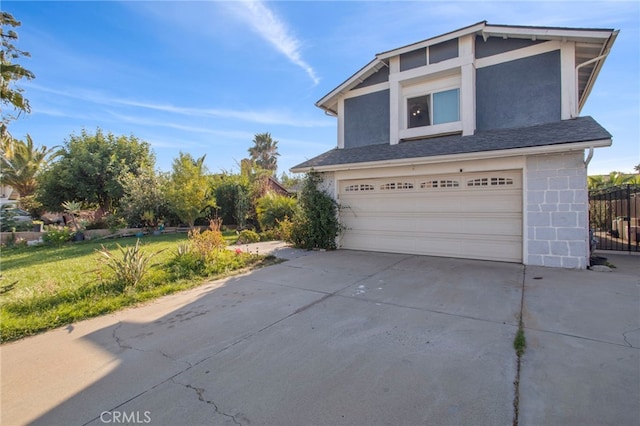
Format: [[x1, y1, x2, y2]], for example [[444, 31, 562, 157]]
[[291, 21, 618, 269]]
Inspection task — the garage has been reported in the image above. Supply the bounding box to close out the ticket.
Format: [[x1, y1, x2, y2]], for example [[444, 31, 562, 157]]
[[338, 170, 522, 262]]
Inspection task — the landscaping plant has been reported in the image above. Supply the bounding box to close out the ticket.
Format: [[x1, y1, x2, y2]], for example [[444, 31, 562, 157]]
[[95, 239, 164, 291]]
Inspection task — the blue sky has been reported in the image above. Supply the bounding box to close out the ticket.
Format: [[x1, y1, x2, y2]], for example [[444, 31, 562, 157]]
[[4, 1, 639, 176]]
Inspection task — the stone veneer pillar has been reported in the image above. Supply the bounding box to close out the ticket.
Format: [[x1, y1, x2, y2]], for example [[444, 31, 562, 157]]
[[525, 152, 589, 269]]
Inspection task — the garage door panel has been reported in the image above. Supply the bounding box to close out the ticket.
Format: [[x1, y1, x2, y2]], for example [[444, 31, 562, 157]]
[[338, 171, 523, 262]]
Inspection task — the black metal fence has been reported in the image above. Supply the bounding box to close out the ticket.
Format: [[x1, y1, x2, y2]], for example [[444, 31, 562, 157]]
[[589, 184, 640, 252]]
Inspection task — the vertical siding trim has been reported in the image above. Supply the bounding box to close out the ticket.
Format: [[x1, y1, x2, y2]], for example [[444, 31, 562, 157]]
[[561, 42, 577, 119]]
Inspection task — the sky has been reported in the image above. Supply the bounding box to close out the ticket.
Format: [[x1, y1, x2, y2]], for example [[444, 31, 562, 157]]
[[4, 0, 639, 176]]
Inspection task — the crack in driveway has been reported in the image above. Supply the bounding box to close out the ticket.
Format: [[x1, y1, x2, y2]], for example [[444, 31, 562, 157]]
[[171, 379, 244, 425]]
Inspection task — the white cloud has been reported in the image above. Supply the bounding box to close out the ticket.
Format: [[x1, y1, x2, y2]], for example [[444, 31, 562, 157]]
[[27, 83, 332, 128], [232, 0, 320, 85]]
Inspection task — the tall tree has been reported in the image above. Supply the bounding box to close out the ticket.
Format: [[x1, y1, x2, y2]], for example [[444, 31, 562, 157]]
[[1, 12, 35, 138], [36, 129, 155, 213], [0, 134, 58, 198], [247, 132, 279, 174], [165, 152, 214, 227]]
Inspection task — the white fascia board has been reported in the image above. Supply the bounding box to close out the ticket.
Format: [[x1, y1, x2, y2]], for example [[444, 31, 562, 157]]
[[316, 59, 386, 113], [482, 25, 614, 42], [290, 139, 611, 173], [376, 22, 487, 60]]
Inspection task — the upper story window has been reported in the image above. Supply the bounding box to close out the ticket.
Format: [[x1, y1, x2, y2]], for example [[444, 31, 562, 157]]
[[400, 74, 462, 140], [407, 88, 460, 128]]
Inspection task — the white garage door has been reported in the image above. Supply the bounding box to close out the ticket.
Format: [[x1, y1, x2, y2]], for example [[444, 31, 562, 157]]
[[338, 171, 522, 262]]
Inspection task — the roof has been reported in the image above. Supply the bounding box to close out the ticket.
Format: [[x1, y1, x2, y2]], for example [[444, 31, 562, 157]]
[[291, 117, 611, 172], [316, 22, 617, 115]]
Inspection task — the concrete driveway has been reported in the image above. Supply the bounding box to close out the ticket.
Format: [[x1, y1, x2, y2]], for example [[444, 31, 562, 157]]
[[1, 248, 638, 425]]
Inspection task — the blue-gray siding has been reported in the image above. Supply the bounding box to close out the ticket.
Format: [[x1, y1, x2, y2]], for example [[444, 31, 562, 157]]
[[475, 36, 544, 59], [344, 90, 390, 148], [400, 48, 426, 71], [429, 39, 458, 64], [354, 67, 389, 89], [476, 50, 561, 131]]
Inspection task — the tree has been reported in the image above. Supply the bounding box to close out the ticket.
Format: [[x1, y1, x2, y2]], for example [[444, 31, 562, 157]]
[[0, 134, 58, 198], [1, 12, 35, 137], [165, 152, 214, 227], [36, 129, 155, 213], [119, 168, 172, 228], [247, 132, 279, 174], [634, 164, 639, 174]]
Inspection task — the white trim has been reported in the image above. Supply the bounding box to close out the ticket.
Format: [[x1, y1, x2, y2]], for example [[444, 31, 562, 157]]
[[521, 159, 529, 265], [337, 98, 345, 149], [392, 58, 463, 84], [376, 22, 486, 59], [482, 25, 614, 42], [343, 81, 390, 100], [290, 138, 611, 173], [400, 122, 462, 140], [475, 40, 561, 69], [560, 42, 576, 119]]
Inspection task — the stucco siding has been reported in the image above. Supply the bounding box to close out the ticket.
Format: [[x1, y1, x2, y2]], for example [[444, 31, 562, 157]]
[[525, 152, 588, 269], [476, 50, 561, 131], [475, 36, 544, 59], [344, 90, 390, 149]]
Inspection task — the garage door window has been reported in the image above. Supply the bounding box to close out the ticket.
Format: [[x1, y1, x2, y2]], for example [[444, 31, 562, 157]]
[[467, 177, 514, 187], [420, 179, 460, 189], [381, 182, 414, 190], [345, 183, 375, 192]]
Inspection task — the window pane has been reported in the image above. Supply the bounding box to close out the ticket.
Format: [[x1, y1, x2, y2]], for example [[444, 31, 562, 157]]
[[433, 89, 459, 124], [407, 95, 430, 128]]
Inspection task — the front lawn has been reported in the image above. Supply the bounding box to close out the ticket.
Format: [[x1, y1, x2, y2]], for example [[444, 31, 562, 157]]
[[0, 232, 270, 342]]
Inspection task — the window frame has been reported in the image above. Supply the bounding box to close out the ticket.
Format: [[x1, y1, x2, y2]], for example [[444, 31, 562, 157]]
[[400, 74, 462, 140]]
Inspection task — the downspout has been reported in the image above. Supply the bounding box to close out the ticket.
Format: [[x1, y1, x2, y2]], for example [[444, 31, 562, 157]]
[[584, 146, 594, 167]]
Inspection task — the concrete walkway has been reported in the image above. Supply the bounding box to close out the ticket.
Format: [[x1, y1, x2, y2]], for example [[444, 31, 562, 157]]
[[1, 248, 638, 425]]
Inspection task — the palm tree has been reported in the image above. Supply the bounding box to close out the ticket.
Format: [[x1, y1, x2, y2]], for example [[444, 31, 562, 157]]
[[0, 134, 59, 198], [247, 132, 279, 174]]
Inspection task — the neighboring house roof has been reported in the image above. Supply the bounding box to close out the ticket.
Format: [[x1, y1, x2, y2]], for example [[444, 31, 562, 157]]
[[291, 116, 611, 172], [316, 22, 617, 115]]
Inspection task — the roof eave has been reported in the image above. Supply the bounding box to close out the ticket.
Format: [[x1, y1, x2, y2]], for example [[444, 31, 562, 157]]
[[290, 138, 612, 174], [578, 29, 619, 112]]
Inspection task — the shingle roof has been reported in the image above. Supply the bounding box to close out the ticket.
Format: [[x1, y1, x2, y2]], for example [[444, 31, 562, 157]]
[[291, 116, 611, 171]]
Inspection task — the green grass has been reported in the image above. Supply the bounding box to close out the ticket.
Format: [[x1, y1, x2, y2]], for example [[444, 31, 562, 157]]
[[514, 325, 526, 357], [0, 231, 267, 343]]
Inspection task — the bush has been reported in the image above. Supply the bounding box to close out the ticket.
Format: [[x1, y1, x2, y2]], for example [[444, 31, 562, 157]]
[[237, 229, 260, 244], [188, 219, 226, 260], [256, 193, 297, 231], [42, 227, 74, 246], [285, 172, 343, 250]]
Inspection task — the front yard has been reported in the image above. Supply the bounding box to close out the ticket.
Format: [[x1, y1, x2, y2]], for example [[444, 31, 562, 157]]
[[0, 232, 272, 342]]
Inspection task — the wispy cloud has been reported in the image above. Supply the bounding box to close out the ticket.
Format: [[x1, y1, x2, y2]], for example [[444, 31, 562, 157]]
[[28, 83, 332, 128], [232, 0, 320, 85]]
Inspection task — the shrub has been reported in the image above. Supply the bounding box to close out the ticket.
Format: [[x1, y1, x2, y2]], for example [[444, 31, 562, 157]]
[[237, 229, 260, 244], [256, 193, 297, 230], [42, 227, 74, 246], [95, 239, 163, 291], [188, 219, 226, 260], [286, 172, 343, 250]]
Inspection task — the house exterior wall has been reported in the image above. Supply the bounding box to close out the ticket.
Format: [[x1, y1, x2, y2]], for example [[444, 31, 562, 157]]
[[476, 50, 561, 131], [525, 152, 589, 269], [354, 67, 390, 89], [475, 36, 544, 59], [429, 38, 459, 64], [344, 89, 390, 148]]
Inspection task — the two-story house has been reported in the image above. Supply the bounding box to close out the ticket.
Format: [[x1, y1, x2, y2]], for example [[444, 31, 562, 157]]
[[291, 22, 618, 269]]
